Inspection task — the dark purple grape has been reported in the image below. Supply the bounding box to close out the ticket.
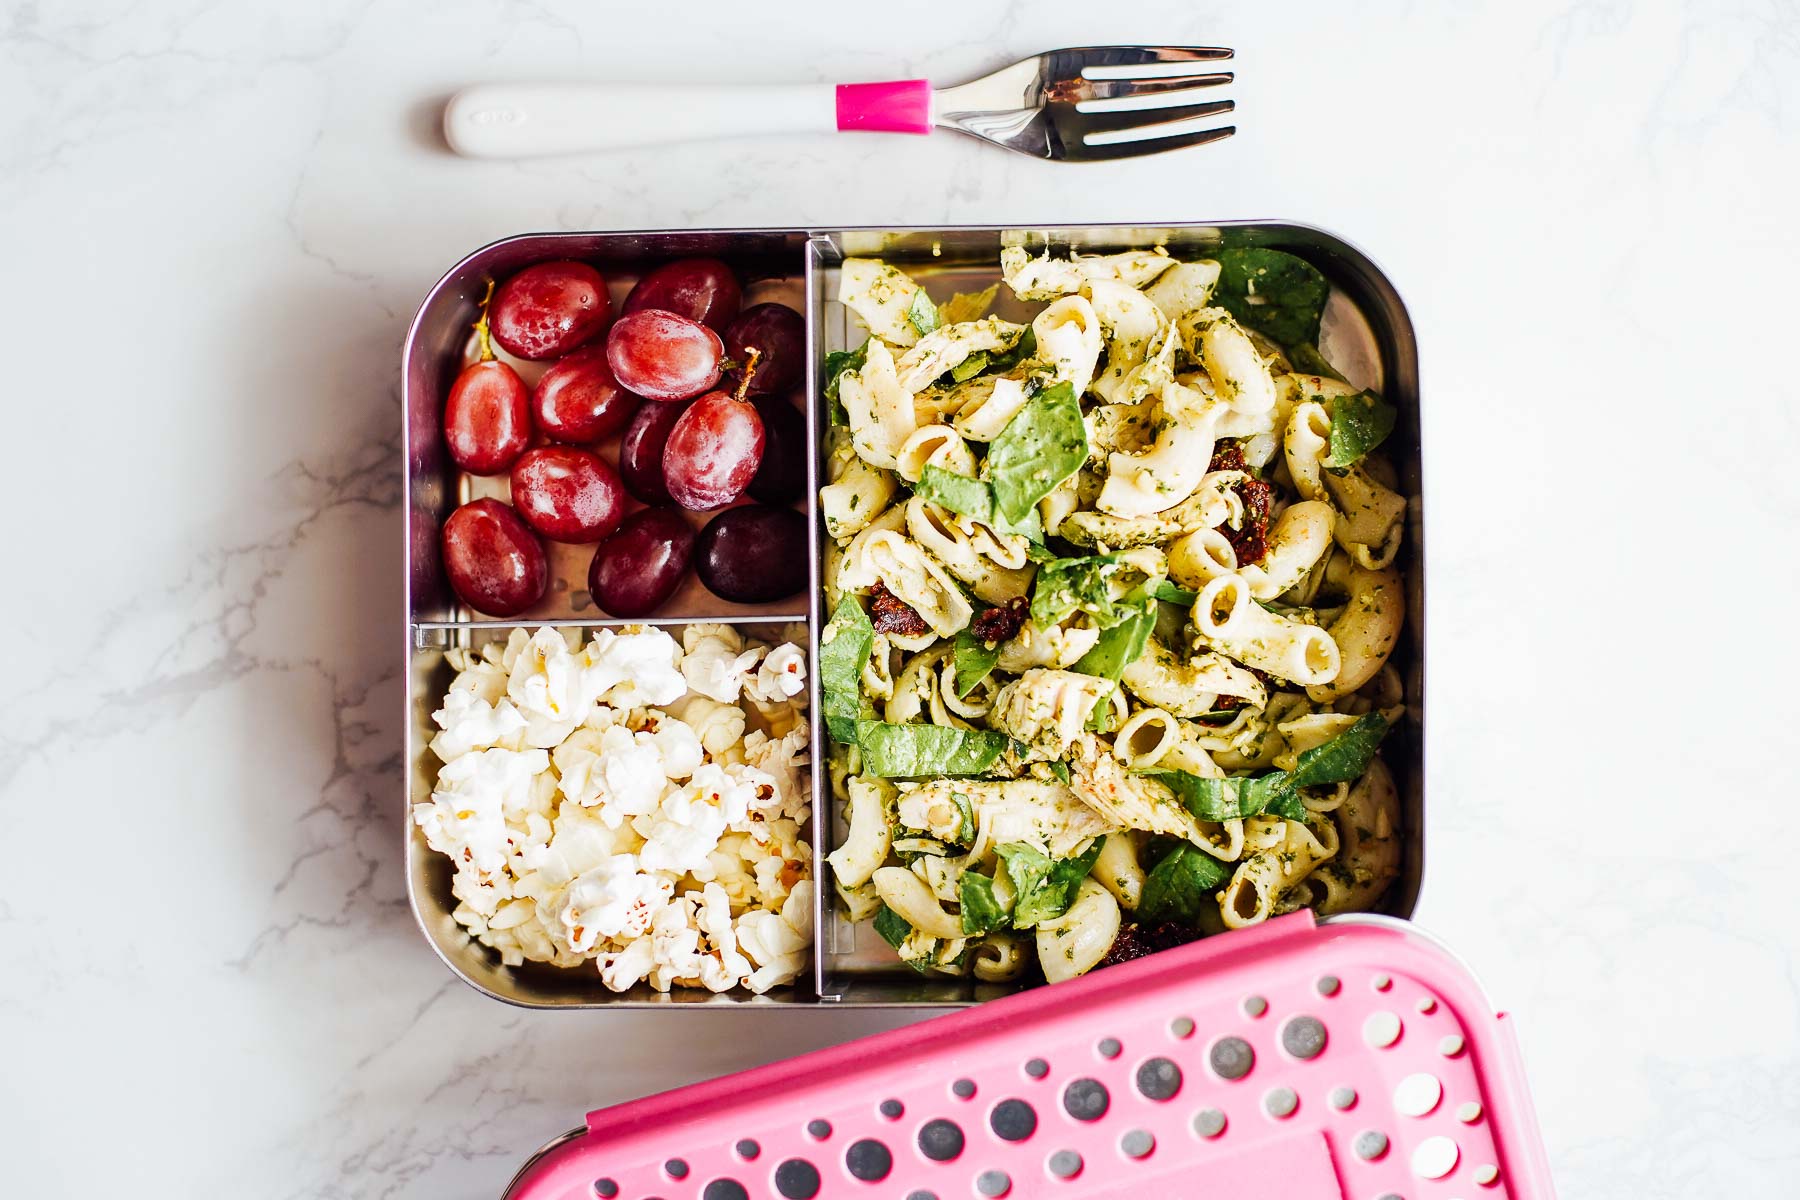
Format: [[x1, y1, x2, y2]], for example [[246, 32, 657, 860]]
[[441, 498, 547, 616], [621, 258, 741, 332], [489, 261, 612, 360], [509, 446, 626, 543], [664, 390, 765, 511], [531, 343, 642, 443], [588, 508, 694, 617], [606, 309, 724, 402], [695, 505, 808, 603], [618, 397, 691, 503], [746, 395, 806, 504], [724, 303, 805, 394]]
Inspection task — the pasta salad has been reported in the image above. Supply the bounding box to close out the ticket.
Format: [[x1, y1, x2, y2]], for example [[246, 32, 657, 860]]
[[820, 245, 1407, 984], [414, 624, 813, 994]]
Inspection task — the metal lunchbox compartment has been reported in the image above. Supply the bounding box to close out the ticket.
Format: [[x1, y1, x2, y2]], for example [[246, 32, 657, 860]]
[[401, 222, 1423, 1008]]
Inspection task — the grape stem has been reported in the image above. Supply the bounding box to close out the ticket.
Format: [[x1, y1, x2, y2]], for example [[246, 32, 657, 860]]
[[732, 346, 762, 402], [473, 279, 497, 362]]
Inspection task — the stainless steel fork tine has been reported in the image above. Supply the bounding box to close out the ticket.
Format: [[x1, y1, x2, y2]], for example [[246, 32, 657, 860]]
[[1068, 124, 1237, 161], [1062, 45, 1235, 68], [1063, 98, 1235, 137], [1064, 72, 1234, 103]]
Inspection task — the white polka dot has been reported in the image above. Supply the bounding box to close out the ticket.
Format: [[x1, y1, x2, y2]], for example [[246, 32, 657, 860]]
[[1475, 1164, 1500, 1186], [1439, 1033, 1466, 1057], [1457, 1101, 1483, 1123], [1412, 1135, 1460, 1179], [1393, 1072, 1442, 1117], [1363, 1011, 1402, 1048], [1417, 996, 1437, 1014]]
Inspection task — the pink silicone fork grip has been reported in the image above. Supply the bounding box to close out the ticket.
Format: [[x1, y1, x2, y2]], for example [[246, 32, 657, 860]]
[[836, 79, 932, 134]]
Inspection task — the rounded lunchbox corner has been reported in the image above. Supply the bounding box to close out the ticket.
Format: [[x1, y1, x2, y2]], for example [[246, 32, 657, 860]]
[[502, 1125, 592, 1200]]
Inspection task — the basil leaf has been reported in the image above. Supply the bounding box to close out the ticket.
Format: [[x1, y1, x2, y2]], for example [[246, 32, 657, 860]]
[[1138, 844, 1230, 925], [1000, 837, 1105, 928], [873, 903, 911, 950], [856, 721, 1009, 778], [952, 627, 1002, 699], [1325, 391, 1398, 468], [907, 289, 940, 336], [1046, 760, 1071, 785], [1213, 248, 1330, 347], [1287, 712, 1391, 789], [1150, 580, 1199, 606], [949, 350, 990, 383], [1071, 602, 1154, 681], [993, 843, 1052, 918], [985, 382, 1087, 526], [1288, 341, 1348, 383], [1030, 552, 1141, 630], [959, 871, 1010, 935], [986, 325, 1037, 372], [952, 791, 977, 846], [914, 465, 1044, 541], [819, 596, 874, 743], [938, 284, 998, 325], [1153, 770, 1261, 821]]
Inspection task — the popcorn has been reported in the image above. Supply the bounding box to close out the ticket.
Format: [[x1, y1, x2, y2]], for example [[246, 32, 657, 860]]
[[414, 624, 815, 994]]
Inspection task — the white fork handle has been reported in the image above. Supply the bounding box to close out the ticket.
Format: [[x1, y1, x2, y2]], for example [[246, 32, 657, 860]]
[[444, 83, 837, 158]]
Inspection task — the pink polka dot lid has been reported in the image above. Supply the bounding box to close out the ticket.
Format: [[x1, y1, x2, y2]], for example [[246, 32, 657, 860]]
[[505, 912, 1555, 1200]]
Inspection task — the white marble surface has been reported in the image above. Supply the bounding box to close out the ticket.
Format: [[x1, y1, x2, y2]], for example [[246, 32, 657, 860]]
[[3, 0, 1798, 1195]]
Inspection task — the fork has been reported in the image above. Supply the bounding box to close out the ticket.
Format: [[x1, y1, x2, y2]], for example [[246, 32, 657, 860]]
[[444, 46, 1235, 162]]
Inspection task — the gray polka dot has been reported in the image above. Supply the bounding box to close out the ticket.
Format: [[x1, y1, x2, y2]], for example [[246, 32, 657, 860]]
[[703, 1182, 748, 1200], [594, 1182, 618, 1199], [917, 1119, 964, 1162], [1062, 1078, 1109, 1121], [1024, 1057, 1049, 1079], [844, 1138, 892, 1182], [1169, 1016, 1195, 1038], [952, 1078, 976, 1099], [734, 1139, 760, 1160], [879, 1098, 903, 1119], [1243, 995, 1268, 1017], [1317, 974, 1341, 996], [774, 1159, 820, 1199], [1374, 1195, 1404, 1200], [1354, 1130, 1389, 1160], [1373, 973, 1392, 991], [664, 1159, 689, 1179], [806, 1119, 831, 1140], [1135, 1057, 1182, 1102], [1193, 1108, 1226, 1138], [1048, 1149, 1082, 1179], [1264, 1087, 1298, 1118], [1329, 1087, 1357, 1110], [1097, 1037, 1122, 1059], [1120, 1129, 1154, 1159], [989, 1098, 1037, 1142], [1208, 1036, 1255, 1081], [905, 1193, 938, 1200], [976, 1169, 1010, 1197], [1281, 1015, 1328, 1060]]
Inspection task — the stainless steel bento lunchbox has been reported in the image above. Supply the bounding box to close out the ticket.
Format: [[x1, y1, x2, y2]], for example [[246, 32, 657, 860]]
[[403, 222, 1424, 1008]]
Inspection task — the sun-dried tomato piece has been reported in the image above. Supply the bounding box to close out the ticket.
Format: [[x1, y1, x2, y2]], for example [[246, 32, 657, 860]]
[[971, 597, 1028, 644], [1097, 922, 1205, 970], [868, 581, 929, 636], [1208, 441, 1247, 474], [1223, 476, 1273, 565]]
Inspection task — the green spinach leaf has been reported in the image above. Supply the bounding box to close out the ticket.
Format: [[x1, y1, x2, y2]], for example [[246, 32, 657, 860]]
[[873, 903, 912, 950], [856, 721, 1010, 778], [819, 596, 874, 743], [952, 791, 977, 847], [1030, 552, 1144, 629], [995, 838, 1104, 928], [907, 289, 940, 336], [952, 627, 1003, 699], [1138, 843, 1230, 925], [985, 382, 1087, 526], [949, 351, 990, 383], [1287, 341, 1348, 383], [914, 465, 1043, 541], [1070, 602, 1154, 681], [958, 871, 1010, 935], [1046, 760, 1071, 785], [1150, 580, 1199, 606], [1152, 713, 1391, 822], [1325, 391, 1398, 468], [1213, 248, 1330, 347]]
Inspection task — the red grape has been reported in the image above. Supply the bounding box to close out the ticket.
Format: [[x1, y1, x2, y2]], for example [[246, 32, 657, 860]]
[[695, 505, 808, 603], [442, 498, 548, 616], [663, 390, 765, 510], [618, 397, 691, 503], [443, 359, 531, 475], [606, 309, 724, 402], [724, 303, 805, 394], [746, 395, 806, 505], [531, 343, 641, 444], [490, 261, 612, 360], [588, 508, 694, 617], [622, 258, 741, 332], [509, 446, 626, 543]]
